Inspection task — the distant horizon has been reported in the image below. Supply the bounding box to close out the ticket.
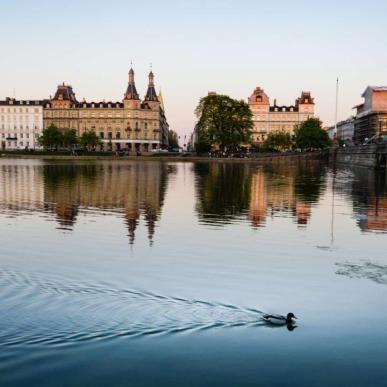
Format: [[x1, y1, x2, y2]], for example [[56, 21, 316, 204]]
[[1, 0, 386, 139]]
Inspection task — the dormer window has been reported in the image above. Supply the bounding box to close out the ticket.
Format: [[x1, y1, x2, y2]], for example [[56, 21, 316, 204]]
[[282, 107, 286, 112]]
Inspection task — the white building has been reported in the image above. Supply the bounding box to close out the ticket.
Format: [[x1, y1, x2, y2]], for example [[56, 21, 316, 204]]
[[248, 87, 315, 144], [326, 117, 355, 144], [0, 98, 44, 150]]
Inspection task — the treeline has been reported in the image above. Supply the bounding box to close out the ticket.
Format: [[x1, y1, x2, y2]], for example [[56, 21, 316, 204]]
[[195, 94, 331, 152], [38, 125, 100, 150]]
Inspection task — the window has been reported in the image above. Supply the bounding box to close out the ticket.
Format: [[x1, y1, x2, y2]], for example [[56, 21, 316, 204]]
[[116, 132, 121, 139], [100, 132, 104, 139], [108, 132, 112, 139], [145, 123, 148, 130]]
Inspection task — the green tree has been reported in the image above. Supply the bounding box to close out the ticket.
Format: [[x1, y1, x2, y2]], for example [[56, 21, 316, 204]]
[[168, 130, 179, 149], [79, 130, 100, 150], [38, 124, 63, 149], [195, 94, 253, 151], [62, 129, 78, 148], [263, 130, 293, 151], [294, 118, 331, 150]]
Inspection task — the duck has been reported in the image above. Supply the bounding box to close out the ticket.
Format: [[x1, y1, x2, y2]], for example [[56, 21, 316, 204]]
[[263, 313, 297, 325]]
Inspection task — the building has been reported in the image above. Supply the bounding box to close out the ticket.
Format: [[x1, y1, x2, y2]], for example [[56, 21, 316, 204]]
[[248, 87, 315, 144], [0, 98, 44, 150], [43, 68, 169, 151], [326, 117, 355, 144], [354, 86, 387, 144]]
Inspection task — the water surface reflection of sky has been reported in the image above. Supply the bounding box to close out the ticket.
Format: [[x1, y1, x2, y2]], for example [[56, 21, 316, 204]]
[[0, 159, 387, 387]]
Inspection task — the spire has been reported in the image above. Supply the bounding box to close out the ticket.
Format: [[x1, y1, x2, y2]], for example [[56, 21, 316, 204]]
[[144, 69, 159, 102], [124, 65, 140, 100]]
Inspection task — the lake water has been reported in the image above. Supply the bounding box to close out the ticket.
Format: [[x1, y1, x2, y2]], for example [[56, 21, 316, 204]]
[[0, 159, 386, 387]]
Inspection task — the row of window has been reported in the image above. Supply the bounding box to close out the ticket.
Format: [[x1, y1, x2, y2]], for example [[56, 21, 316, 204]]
[[3, 141, 32, 147], [45, 111, 157, 118], [1, 133, 39, 139], [1, 116, 41, 122], [1, 125, 40, 130], [98, 132, 159, 140], [0, 108, 40, 113]]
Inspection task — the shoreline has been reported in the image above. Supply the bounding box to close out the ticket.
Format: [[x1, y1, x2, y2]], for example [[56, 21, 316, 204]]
[[0, 151, 327, 163]]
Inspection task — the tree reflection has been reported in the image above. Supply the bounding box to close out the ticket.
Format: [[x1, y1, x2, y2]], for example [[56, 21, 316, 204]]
[[194, 161, 327, 228], [194, 162, 252, 225]]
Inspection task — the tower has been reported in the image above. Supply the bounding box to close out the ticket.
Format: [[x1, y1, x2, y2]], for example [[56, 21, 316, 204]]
[[144, 71, 160, 111], [123, 66, 140, 109]]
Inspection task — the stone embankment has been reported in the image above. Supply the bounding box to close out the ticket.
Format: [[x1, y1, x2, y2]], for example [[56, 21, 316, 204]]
[[330, 144, 387, 169], [0, 151, 328, 163]]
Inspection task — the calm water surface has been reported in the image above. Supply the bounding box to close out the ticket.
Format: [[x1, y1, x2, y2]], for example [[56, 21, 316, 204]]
[[0, 159, 386, 387]]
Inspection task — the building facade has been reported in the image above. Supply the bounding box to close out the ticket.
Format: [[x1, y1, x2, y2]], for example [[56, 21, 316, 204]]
[[326, 117, 355, 144], [43, 68, 169, 151], [248, 87, 315, 144], [0, 98, 44, 150], [354, 86, 387, 144]]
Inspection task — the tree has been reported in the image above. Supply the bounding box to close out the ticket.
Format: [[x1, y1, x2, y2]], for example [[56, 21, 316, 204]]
[[79, 131, 100, 150], [38, 124, 63, 149], [62, 129, 78, 148], [195, 94, 253, 151], [294, 118, 331, 150], [168, 130, 179, 149], [263, 130, 293, 151]]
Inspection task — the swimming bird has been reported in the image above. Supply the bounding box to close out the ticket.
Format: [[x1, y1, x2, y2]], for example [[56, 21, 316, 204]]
[[263, 313, 297, 325]]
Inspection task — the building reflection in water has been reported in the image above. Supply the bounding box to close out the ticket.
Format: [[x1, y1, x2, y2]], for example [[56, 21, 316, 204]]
[[350, 167, 387, 233], [0, 162, 169, 245], [1, 160, 386, 240], [42, 162, 169, 244], [194, 161, 327, 228]]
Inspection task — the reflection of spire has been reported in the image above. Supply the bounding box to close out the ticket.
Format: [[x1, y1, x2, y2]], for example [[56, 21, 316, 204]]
[[125, 210, 140, 245], [143, 204, 157, 245]]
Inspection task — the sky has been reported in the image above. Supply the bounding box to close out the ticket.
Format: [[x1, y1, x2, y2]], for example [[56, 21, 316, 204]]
[[1, 0, 386, 139]]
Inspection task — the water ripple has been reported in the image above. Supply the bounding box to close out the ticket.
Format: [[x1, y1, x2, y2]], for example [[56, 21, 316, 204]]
[[0, 267, 264, 348]]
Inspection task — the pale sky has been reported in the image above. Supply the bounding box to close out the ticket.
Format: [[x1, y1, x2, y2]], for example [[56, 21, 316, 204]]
[[1, 0, 386, 139]]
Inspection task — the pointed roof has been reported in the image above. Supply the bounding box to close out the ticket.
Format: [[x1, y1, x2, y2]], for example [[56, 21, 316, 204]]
[[144, 71, 159, 102], [124, 67, 140, 100]]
